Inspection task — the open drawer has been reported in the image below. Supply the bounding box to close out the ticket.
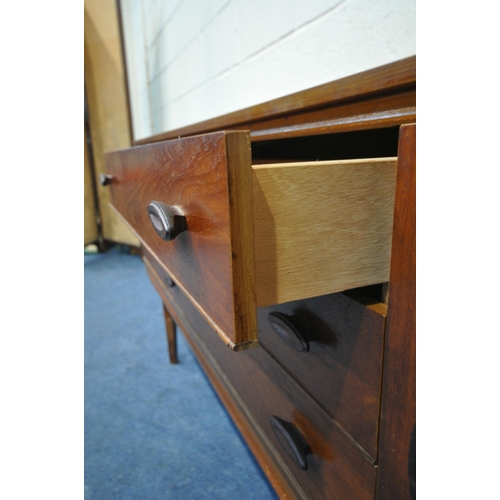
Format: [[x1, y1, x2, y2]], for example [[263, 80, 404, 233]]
[[104, 131, 396, 350]]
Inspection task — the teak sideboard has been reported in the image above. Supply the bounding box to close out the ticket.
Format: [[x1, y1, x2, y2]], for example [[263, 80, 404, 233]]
[[103, 56, 416, 500]]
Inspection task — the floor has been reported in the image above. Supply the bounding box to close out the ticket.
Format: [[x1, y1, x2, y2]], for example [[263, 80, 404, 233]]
[[84, 247, 278, 499]]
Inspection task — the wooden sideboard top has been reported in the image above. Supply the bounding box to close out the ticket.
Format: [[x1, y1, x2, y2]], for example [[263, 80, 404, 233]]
[[134, 56, 416, 145]]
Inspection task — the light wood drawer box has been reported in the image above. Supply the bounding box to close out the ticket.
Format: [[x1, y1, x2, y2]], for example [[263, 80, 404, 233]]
[[105, 131, 397, 350]]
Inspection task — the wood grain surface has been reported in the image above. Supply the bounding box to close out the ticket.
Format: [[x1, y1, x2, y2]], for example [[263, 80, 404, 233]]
[[105, 131, 257, 350], [376, 124, 416, 499], [252, 158, 398, 307], [257, 291, 386, 459], [249, 90, 416, 141]]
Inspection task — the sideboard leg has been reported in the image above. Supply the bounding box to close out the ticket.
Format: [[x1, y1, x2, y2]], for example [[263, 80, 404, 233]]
[[163, 304, 178, 364]]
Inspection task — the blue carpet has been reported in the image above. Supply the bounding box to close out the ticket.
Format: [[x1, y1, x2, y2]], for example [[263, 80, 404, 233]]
[[84, 247, 278, 500]]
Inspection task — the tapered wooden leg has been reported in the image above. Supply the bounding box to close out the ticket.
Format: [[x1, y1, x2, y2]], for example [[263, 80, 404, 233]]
[[163, 304, 178, 364]]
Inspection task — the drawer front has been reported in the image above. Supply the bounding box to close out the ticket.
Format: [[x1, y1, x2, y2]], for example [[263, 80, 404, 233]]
[[142, 246, 185, 306], [143, 246, 178, 291], [167, 289, 377, 499], [257, 293, 386, 459], [237, 347, 377, 500], [105, 131, 257, 350], [143, 249, 377, 498]]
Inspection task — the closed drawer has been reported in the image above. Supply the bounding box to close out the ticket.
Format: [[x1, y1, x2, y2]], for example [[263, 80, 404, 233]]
[[142, 246, 185, 308], [160, 281, 377, 500], [143, 244, 384, 459], [258, 293, 386, 459], [142, 246, 178, 292], [143, 250, 378, 498], [234, 346, 377, 500], [105, 131, 396, 350]]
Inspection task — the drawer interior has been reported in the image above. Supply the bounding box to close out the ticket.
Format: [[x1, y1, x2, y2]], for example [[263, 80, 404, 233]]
[[252, 127, 399, 307], [251, 126, 400, 163]]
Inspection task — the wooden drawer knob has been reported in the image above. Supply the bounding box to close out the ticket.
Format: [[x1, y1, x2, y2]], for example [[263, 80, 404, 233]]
[[147, 201, 186, 241], [269, 416, 310, 471], [268, 312, 309, 352], [99, 173, 113, 186]]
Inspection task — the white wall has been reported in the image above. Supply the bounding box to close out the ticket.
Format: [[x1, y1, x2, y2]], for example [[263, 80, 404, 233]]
[[121, 0, 416, 140]]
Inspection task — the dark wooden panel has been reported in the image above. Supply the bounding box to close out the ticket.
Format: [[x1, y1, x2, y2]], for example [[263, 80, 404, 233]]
[[105, 131, 257, 349], [134, 57, 416, 145], [376, 124, 416, 499], [257, 291, 386, 459], [248, 90, 415, 141]]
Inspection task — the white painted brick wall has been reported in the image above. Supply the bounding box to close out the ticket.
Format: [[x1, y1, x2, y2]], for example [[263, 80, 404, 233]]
[[121, 0, 415, 140]]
